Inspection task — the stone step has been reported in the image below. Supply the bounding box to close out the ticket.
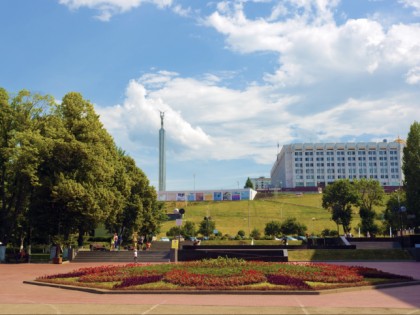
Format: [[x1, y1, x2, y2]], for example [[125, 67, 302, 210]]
[[350, 241, 401, 249]]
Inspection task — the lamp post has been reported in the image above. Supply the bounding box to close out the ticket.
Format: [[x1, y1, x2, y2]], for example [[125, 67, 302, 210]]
[[312, 217, 316, 236]]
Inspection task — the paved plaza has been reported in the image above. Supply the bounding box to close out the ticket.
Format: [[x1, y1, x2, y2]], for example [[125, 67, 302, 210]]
[[0, 261, 419, 314]]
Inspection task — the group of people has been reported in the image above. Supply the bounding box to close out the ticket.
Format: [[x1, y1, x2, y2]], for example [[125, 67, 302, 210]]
[[111, 233, 123, 251], [132, 233, 152, 263]]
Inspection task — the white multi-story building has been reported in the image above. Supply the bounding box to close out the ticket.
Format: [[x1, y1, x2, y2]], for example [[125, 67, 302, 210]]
[[250, 177, 272, 190], [271, 140, 405, 190]]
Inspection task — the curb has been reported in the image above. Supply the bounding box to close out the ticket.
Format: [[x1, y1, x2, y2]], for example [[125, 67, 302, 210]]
[[23, 279, 420, 295]]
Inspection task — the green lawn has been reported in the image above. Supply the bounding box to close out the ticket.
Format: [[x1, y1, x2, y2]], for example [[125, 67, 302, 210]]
[[159, 193, 369, 238]]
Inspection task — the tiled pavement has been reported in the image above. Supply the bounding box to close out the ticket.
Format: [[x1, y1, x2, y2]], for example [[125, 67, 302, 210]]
[[0, 261, 419, 314]]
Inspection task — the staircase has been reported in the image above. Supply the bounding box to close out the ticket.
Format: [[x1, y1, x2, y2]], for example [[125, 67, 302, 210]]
[[72, 242, 171, 263], [349, 241, 401, 250]]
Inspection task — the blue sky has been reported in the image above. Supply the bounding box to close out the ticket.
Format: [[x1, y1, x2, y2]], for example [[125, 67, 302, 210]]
[[1, 0, 420, 190]]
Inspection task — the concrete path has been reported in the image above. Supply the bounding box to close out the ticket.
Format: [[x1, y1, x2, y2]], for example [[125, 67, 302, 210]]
[[0, 261, 419, 314]]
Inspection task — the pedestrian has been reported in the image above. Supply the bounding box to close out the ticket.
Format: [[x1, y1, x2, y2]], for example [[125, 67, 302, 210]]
[[138, 235, 144, 250], [133, 249, 138, 263], [118, 234, 123, 250], [113, 233, 118, 250]]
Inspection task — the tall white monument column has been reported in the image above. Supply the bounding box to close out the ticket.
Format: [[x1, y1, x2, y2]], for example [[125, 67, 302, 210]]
[[158, 112, 166, 191]]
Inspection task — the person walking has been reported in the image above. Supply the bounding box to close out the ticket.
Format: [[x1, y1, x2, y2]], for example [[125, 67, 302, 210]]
[[133, 249, 138, 263], [113, 233, 118, 251]]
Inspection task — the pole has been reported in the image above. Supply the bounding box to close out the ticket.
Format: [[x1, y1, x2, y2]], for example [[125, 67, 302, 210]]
[[248, 199, 250, 236]]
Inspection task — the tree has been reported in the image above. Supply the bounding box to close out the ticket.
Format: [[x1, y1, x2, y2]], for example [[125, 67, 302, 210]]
[[0, 88, 164, 249], [198, 217, 215, 237], [322, 179, 358, 234], [108, 153, 165, 243], [237, 230, 246, 238], [382, 189, 407, 235], [250, 228, 261, 240], [166, 226, 181, 238], [354, 179, 384, 236], [28, 92, 122, 245], [181, 221, 196, 238], [280, 217, 307, 235], [264, 220, 282, 238], [0, 89, 54, 247], [244, 177, 254, 189], [403, 121, 420, 227]]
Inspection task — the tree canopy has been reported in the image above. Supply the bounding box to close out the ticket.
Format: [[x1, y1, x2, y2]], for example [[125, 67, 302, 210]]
[[402, 121, 420, 227], [353, 178, 384, 236], [0, 88, 164, 247], [244, 177, 254, 189], [322, 179, 358, 234]]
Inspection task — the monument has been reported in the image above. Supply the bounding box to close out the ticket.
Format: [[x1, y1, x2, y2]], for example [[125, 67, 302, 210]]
[[159, 111, 166, 191]]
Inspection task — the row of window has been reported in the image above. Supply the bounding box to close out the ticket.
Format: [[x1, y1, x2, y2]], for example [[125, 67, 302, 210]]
[[294, 150, 399, 156], [295, 168, 400, 174], [295, 156, 399, 162], [295, 174, 399, 180]]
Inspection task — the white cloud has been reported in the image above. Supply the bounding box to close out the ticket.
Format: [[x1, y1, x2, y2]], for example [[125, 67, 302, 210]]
[[406, 66, 420, 84], [95, 2, 420, 167], [59, 0, 173, 21], [97, 72, 300, 165], [205, 0, 420, 91], [399, 0, 420, 16]]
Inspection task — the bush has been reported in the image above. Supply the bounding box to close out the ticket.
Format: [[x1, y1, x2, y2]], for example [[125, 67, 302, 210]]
[[237, 230, 246, 238], [280, 218, 307, 235], [250, 228, 261, 240], [321, 229, 338, 237]]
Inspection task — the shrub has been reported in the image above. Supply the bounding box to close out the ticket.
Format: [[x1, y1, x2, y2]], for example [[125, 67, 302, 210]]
[[250, 228, 261, 240]]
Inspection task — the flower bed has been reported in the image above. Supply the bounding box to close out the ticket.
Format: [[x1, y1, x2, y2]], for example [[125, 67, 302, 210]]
[[36, 258, 413, 292]]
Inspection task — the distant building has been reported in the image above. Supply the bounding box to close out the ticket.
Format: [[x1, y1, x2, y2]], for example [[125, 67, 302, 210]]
[[158, 188, 257, 202], [250, 177, 272, 190], [271, 140, 405, 191]]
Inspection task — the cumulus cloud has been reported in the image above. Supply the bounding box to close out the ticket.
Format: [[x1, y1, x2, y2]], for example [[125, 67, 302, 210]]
[[405, 66, 420, 84], [96, 0, 420, 170], [59, 0, 173, 21], [399, 0, 420, 16]]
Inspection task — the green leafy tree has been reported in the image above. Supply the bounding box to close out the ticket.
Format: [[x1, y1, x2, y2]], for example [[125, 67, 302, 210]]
[[354, 179, 384, 236], [166, 226, 182, 238], [250, 228, 261, 240], [382, 189, 407, 234], [322, 179, 358, 234], [264, 220, 282, 238], [403, 121, 420, 227], [28, 92, 122, 245], [181, 221, 197, 238], [280, 217, 307, 235], [198, 217, 215, 237], [0, 89, 54, 247], [321, 228, 339, 237], [108, 153, 165, 243], [237, 230, 246, 238], [244, 177, 254, 189]]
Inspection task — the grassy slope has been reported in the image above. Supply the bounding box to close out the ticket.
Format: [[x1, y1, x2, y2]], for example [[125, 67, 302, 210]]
[[159, 193, 369, 238]]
